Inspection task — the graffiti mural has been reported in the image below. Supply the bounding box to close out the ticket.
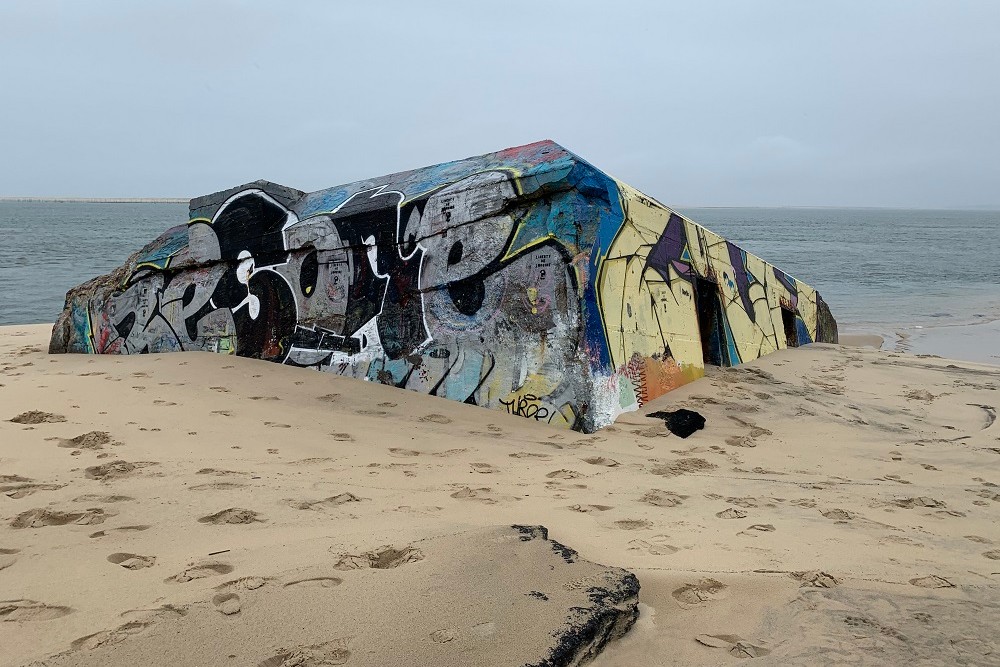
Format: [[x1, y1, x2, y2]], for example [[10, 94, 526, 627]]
[[51, 141, 837, 432]]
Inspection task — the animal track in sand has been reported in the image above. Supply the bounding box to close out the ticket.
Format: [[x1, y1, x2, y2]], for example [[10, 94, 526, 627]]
[[107, 553, 156, 570], [166, 561, 234, 583], [88, 525, 150, 538], [212, 593, 241, 615], [8, 411, 66, 424], [419, 413, 452, 424], [333, 545, 424, 570], [0, 599, 73, 621], [11, 507, 110, 528], [288, 493, 362, 511], [283, 576, 342, 588], [259, 640, 351, 667], [198, 508, 263, 524], [58, 431, 114, 450], [672, 578, 728, 605]]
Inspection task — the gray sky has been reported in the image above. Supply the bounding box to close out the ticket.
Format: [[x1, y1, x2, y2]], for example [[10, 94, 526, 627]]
[[2, 1, 997, 207]]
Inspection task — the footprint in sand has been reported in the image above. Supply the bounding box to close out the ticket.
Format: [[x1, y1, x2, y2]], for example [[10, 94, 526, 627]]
[[792, 571, 838, 588], [333, 545, 424, 570], [166, 561, 234, 583], [470, 463, 498, 474], [283, 576, 342, 588], [582, 456, 620, 467], [211, 410, 233, 417], [982, 550, 1000, 560], [509, 451, 552, 460], [88, 525, 151, 539], [640, 489, 687, 507], [820, 508, 854, 522], [418, 413, 452, 424], [2, 482, 64, 499], [614, 519, 653, 530], [909, 575, 954, 588], [389, 448, 421, 458], [546, 469, 583, 480], [249, 396, 280, 401], [8, 411, 66, 424], [264, 422, 291, 429], [198, 508, 264, 525], [73, 493, 134, 503], [0, 599, 73, 621], [189, 482, 246, 491], [329, 433, 353, 442], [628, 536, 680, 555], [288, 493, 362, 511], [11, 507, 110, 528], [152, 400, 177, 406], [672, 578, 728, 605], [259, 640, 351, 667], [210, 386, 230, 393], [0, 548, 19, 571], [212, 592, 241, 615], [85, 460, 150, 482], [317, 393, 340, 402], [716, 508, 748, 519], [567, 504, 613, 513], [58, 431, 114, 450], [216, 576, 268, 592], [107, 553, 156, 570]]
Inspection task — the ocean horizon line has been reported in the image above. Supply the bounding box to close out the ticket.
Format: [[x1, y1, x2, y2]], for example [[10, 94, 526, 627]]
[[1, 196, 997, 211]]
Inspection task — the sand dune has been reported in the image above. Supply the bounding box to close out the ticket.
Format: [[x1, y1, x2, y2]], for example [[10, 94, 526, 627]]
[[1, 324, 999, 665]]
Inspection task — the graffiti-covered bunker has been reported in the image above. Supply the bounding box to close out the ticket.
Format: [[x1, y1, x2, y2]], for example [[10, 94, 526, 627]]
[[50, 141, 837, 432]]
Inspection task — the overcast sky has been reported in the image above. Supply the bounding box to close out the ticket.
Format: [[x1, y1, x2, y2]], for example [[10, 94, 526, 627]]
[[1, 1, 997, 207]]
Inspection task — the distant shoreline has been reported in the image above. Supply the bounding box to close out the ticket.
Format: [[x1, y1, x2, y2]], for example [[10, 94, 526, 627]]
[[0, 197, 188, 203]]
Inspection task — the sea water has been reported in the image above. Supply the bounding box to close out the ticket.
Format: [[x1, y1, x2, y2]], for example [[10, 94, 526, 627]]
[[2, 202, 998, 355]]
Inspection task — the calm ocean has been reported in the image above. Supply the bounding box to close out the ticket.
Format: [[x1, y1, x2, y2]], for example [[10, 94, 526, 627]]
[[2, 201, 998, 346]]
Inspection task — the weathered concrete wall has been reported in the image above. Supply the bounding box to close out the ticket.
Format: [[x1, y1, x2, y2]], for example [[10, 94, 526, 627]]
[[50, 140, 837, 431]]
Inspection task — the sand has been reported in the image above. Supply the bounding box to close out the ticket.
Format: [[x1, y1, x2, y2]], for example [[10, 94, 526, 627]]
[[2, 323, 999, 666]]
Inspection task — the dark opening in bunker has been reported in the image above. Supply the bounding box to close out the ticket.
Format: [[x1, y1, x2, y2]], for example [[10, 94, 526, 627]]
[[695, 277, 728, 366], [781, 307, 799, 348]]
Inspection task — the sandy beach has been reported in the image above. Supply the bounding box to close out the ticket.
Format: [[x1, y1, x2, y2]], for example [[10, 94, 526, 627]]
[[2, 323, 999, 666]]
